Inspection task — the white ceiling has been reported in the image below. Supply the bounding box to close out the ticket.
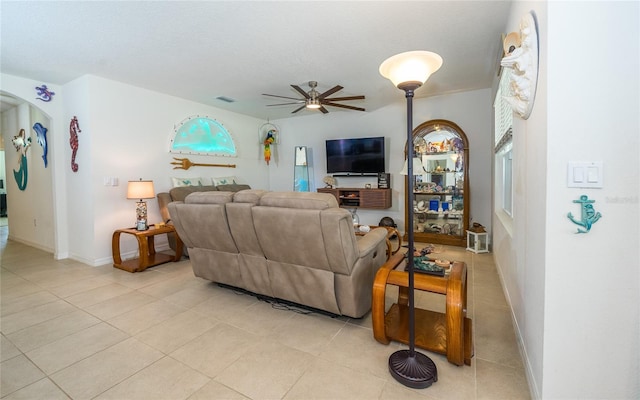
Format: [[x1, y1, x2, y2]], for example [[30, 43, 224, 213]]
[[0, 1, 512, 120]]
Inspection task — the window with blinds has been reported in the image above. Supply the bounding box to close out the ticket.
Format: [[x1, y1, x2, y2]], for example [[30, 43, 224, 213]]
[[494, 68, 513, 152]]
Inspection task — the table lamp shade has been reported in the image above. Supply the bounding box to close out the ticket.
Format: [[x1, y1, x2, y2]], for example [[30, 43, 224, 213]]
[[127, 180, 155, 200]]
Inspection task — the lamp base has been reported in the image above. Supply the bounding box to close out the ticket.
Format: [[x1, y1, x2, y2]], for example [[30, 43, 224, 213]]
[[389, 349, 438, 389]]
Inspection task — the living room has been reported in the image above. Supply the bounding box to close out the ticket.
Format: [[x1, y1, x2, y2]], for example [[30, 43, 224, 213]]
[[1, 1, 638, 399]]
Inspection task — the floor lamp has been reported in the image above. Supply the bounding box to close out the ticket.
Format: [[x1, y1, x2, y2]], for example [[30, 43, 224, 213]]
[[379, 50, 443, 389]]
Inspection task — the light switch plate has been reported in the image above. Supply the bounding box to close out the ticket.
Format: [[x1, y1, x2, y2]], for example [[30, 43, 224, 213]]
[[567, 162, 603, 188]]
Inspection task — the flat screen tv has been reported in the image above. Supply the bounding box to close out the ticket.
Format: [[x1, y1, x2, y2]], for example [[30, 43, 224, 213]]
[[326, 136, 385, 175]]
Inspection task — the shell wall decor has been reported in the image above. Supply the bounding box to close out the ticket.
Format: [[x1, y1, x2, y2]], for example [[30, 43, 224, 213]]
[[500, 11, 539, 120]]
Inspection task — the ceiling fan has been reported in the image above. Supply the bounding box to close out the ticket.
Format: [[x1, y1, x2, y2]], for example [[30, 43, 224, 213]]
[[262, 81, 365, 114]]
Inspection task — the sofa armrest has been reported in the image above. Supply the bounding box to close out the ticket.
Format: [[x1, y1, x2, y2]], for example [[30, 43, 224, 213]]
[[356, 228, 387, 258], [157, 192, 173, 223]]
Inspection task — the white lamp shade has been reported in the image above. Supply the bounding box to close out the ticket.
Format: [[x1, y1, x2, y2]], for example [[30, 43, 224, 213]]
[[379, 51, 443, 88], [400, 157, 426, 176], [127, 180, 155, 200]]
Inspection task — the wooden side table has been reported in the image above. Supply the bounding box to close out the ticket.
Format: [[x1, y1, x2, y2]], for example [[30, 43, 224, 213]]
[[112, 225, 183, 272], [372, 252, 473, 366]]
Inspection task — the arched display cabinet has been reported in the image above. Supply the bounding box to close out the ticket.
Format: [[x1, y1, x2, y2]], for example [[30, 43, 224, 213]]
[[404, 119, 469, 247]]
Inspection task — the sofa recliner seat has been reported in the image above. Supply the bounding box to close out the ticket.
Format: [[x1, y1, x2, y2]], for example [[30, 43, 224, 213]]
[[168, 190, 388, 318]]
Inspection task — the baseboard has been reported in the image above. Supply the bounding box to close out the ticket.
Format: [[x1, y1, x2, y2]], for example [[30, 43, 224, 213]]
[[493, 255, 539, 400]]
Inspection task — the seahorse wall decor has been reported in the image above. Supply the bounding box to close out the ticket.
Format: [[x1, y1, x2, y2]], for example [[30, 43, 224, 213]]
[[11, 128, 31, 191], [69, 116, 81, 172], [33, 122, 48, 167]]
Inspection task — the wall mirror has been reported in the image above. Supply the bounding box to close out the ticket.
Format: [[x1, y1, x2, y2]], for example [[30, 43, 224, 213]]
[[405, 119, 469, 247]]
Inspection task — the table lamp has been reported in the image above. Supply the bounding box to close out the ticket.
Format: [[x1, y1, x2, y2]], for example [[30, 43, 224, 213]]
[[127, 179, 155, 230], [380, 50, 442, 389]]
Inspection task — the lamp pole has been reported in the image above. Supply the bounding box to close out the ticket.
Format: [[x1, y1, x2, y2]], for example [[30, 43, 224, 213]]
[[379, 51, 442, 389]]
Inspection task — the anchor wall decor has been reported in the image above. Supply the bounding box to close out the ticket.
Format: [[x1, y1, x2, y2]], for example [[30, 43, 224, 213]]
[[567, 194, 602, 233]]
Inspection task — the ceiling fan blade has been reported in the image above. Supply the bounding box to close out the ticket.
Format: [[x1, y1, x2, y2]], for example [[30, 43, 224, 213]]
[[267, 102, 304, 106], [323, 102, 366, 112], [262, 93, 303, 101], [292, 105, 306, 113], [318, 85, 343, 99], [291, 85, 311, 99], [319, 106, 329, 114], [323, 95, 365, 102]]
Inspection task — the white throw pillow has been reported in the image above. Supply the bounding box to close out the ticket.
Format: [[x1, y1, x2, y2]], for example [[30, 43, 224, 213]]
[[211, 176, 238, 186], [171, 177, 205, 187]]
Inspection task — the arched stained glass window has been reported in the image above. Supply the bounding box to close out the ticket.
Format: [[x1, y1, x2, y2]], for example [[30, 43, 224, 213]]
[[170, 116, 237, 157]]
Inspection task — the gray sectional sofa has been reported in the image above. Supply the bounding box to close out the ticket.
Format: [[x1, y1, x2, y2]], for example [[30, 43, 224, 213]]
[[167, 190, 388, 318]]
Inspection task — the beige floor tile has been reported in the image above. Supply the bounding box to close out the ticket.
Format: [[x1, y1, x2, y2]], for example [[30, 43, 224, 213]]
[[269, 312, 346, 356], [84, 290, 158, 320], [284, 357, 386, 400], [64, 283, 133, 309], [1, 299, 77, 335], [215, 340, 313, 399], [474, 305, 523, 369], [170, 323, 259, 378], [1, 290, 59, 317], [137, 267, 201, 299], [191, 287, 259, 322], [413, 351, 477, 400], [2, 377, 71, 400], [107, 299, 186, 335], [189, 379, 249, 400], [26, 322, 129, 375], [320, 323, 398, 379], [476, 359, 530, 400], [161, 280, 220, 309], [1, 334, 21, 362], [94, 356, 210, 400], [48, 275, 116, 298], [107, 268, 184, 290], [50, 338, 164, 400], [136, 309, 216, 354], [0, 354, 46, 397], [379, 381, 438, 400], [7, 309, 101, 353], [223, 299, 296, 335], [0, 279, 44, 303]]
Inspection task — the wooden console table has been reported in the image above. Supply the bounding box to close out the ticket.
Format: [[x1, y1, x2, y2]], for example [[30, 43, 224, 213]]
[[372, 252, 473, 366], [112, 225, 183, 272]]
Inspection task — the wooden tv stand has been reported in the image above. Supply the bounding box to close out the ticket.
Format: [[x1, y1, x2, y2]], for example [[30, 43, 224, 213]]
[[317, 187, 391, 209]]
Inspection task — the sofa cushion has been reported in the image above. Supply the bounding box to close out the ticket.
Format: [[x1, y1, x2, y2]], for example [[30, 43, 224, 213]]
[[233, 189, 268, 204], [185, 191, 234, 204], [169, 185, 218, 202], [259, 192, 338, 209], [217, 184, 251, 192]]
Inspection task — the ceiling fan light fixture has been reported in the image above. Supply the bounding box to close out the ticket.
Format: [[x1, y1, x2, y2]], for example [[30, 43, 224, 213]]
[[306, 98, 322, 109]]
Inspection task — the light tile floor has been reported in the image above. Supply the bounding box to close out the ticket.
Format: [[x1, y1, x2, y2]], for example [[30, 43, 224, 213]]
[[0, 225, 530, 399]]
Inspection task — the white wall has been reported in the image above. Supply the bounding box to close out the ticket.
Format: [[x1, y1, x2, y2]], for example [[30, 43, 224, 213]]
[[270, 88, 493, 236], [66, 75, 268, 265], [493, 2, 640, 398]]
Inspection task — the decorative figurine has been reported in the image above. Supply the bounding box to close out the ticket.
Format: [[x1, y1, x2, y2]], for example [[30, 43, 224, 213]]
[[69, 116, 81, 172], [33, 122, 48, 167], [263, 129, 276, 165], [11, 129, 31, 191], [35, 84, 55, 102], [567, 195, 602, 233]]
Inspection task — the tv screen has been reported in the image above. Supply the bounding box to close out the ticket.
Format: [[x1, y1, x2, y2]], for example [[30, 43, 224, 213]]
[[326, 136, 385, 174]]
